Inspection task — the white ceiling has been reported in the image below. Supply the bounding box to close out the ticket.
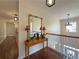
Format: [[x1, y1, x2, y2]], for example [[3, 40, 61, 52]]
[[26, 0, 79, 20], [1, 0, 79, 20], [0, 0, 18, 20]]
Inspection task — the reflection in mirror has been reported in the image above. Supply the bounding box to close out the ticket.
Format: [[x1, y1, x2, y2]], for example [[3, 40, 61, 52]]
[[28, 14, 42, 37]]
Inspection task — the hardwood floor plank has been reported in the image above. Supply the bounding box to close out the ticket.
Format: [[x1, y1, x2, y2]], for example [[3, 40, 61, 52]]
[[24, 48, 64, 59]]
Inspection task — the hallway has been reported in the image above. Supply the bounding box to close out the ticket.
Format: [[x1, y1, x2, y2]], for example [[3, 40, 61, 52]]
[[0, 36, 18, 59]]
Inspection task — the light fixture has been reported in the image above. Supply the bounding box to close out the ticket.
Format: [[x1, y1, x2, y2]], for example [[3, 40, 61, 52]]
[[14, 14, 18, 21], [14, 17, 18, 21], [46, 0, 55, 7], [65, 13, 72, 26]]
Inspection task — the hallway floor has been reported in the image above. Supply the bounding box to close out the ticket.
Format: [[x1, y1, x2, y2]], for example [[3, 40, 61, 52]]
[[24, 48, 65, 59]]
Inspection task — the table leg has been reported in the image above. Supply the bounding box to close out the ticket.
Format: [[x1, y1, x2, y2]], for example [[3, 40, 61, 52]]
[[28, 47, 30, 59], [43, 42, 44, 49], [47, 39, 48, 48], [25, 46, 27, 57], [45, 39, 48, 51]]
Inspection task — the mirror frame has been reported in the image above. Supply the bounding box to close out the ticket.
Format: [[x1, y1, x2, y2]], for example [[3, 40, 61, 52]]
[[28, 14, 43, 36]]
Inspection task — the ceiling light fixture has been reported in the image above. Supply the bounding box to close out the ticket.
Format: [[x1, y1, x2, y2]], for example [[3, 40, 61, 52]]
[[46, 0, 55, 7], [65, 13, 72, 26], [14, 14, 18, 21], [14, 17, 18, 21]]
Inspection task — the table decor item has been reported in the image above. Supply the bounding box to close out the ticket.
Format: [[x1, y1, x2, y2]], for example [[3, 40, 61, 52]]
[[25, 25, 30, 40], [36, 33, 39, 39]]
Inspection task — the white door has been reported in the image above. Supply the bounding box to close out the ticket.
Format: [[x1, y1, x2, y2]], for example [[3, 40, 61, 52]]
[[6, 22, 16, 36]]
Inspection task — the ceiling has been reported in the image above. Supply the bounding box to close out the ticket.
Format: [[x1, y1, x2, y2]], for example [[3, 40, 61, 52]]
[[0, 0, 18, 20], [26, 0, 79, 20], [1, 0, 79, 20]]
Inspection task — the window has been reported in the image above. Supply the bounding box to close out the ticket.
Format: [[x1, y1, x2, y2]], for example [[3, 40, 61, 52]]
[[66, 22, 76, 32]]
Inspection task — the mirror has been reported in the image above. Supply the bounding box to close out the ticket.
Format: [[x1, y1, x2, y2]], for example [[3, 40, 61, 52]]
[[28, 14, 43, 37]]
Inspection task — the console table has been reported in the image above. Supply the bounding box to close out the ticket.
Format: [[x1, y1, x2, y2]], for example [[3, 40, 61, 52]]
[[25, 37, 48, 59]]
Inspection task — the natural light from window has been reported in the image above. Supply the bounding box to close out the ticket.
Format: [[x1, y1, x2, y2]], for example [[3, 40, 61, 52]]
[[66, 22, 76, 32]]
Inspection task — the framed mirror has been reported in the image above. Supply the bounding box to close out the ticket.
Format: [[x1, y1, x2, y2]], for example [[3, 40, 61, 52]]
[[28, 14, 43, 37]]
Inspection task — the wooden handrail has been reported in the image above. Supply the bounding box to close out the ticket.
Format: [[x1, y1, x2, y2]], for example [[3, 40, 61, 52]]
[[46, 33, 79, 38]]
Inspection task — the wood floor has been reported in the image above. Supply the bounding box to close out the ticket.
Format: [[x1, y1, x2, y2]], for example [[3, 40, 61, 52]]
[[24, 48, 65, 59], [0, 36, 18, 59]]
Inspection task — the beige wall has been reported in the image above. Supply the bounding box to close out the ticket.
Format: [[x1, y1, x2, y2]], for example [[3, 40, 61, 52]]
[[0, 20, 16, 37], [0, 20, 6, 40], [45, 18, 60, 33], [6, 22, 16, 36]]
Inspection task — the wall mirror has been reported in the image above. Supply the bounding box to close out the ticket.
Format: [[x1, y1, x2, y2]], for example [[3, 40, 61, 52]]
[[28, 14, 43, 37]]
